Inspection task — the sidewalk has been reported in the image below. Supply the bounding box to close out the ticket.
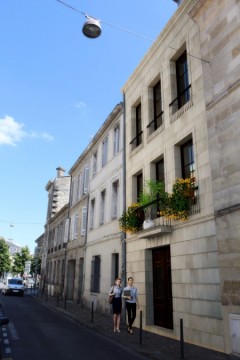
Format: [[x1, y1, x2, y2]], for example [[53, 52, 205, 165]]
[[32, 292, 239, 360]]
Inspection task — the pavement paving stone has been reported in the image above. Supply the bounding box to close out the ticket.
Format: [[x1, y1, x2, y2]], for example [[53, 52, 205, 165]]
[[33, 293, 240, 360]]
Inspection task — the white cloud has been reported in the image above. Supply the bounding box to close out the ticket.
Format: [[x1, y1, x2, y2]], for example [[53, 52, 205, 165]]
[[75, 101, 87, 109], [0, 115, 25, 146], [0, 115, 54, 146]]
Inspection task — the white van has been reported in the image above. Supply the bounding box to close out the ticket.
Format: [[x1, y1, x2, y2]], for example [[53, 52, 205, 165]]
[[2, 278, 25, 296]]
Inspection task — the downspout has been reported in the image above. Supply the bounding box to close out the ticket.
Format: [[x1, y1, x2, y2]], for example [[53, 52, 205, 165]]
[[122, 93, 127, 288]]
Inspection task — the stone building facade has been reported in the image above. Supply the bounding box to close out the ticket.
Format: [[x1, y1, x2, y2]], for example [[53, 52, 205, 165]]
[[43, 104, 124, 312], [67, 103, 124, 311], [40, 0, 239, 354], [42, 167, 71, 294], [122, 0, 240, 354]]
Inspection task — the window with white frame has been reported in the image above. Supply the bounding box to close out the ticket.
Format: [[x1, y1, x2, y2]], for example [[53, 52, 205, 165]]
[[63, 218, 69, 244], [83, 165, 89, 194], [81, 207, 87, 236], [73, 213, 78, 239], [92, 151, 97, 178], [71, 178, 76, 205], [113, 124, 120, 156], [102, 136, 108, 167], [111, 181, 119, 219], [99, 189, 106, 225]]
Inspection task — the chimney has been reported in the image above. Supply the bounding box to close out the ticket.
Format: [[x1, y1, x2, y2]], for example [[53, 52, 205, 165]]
[[56, 166, 65, 178], [173, 0, 183, 5]]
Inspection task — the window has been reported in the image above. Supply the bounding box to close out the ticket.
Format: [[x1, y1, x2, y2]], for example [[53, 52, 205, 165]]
[[169, 50, 191, 113], [130, 103, 143, 148], [71, 178, 77, 205], [81, 207, 87, 236], [137, 173, 143, 202], [100, 190, 106, 225], [83, 165, 89, 194], [63, 218, 69, 243], [156, 159, 165, 186], [181, 139, 195, 179], [90, 255, 101, 292], [102, 136, 108, 167], [90, 198, 95, 230], [92, 152, 97, 177], [148, 81, 163, 134], [72, 213, 78, 239], [114, 125, 120, 155], [77, 173, 83, 199], [111, 181, 119, 219], [112, 253, 119, 284], [176, 51, 190, 108]]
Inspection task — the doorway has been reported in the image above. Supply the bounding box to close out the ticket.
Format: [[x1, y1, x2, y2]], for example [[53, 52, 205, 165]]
[[152, 246, 173, 329]]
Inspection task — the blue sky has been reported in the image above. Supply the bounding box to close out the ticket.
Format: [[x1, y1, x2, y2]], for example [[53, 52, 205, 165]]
[[0, 0, 177, 253]]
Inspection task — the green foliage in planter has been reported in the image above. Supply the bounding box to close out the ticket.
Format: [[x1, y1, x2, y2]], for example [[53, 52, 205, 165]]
[[119, 203, 142, 233]]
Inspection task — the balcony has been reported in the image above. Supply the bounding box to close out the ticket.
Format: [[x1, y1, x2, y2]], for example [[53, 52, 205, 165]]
[[119, 181, 200, 238]]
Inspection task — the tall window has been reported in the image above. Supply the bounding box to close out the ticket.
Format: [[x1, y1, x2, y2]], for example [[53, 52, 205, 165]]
[[156, 159, 165, 186], [83, 165, 89, 194], [111, 181, 119, 219], [90, 198, 95, 230], [136, 104, 142, 146], [81, 207, 87, 236], [114, 125, 120, 156], [169, 50, 191, 113], [102, 136, 108, 167], [176, 51, 190, 109], [63, 218, 69, 244], [90, 255, 101, 292], [181, 139, 195, 179], [92, 152, 97, 178], [148, 81, 163, 134], [137, 173, 143, 202], [130, 103, 142, 148], [100, 190, 106, 225], [112, 253, 119, 284], [73, 213, 78, 239]]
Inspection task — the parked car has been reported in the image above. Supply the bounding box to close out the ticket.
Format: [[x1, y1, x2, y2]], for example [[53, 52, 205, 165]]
[[1, 278, 24, 296]]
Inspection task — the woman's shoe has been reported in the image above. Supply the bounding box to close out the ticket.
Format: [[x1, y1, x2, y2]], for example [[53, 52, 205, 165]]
[[130, 329, 134, 334], [114, 328, 117, 332], [116, 328, 120, 333]]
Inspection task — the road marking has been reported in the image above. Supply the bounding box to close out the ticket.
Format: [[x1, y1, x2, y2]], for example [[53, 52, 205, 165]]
[[5, 347, 11, 354], [8, 322, 19, 340], [4, 339, 9, 344]]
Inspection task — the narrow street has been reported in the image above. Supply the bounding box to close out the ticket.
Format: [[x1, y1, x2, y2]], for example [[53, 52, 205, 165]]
[[0, 292, 148, 360]]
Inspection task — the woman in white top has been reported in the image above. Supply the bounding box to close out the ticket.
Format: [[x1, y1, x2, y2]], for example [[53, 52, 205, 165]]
[[123, 277, 138, 334]]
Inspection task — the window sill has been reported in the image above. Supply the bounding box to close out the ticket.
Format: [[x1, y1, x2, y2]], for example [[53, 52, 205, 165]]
[[170, 99, 193, 124]]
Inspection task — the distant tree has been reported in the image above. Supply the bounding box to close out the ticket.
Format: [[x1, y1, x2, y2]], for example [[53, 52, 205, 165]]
[[31, 255, 41, 275], [12, 246, 32, 276], [0, 237, 11, 277]]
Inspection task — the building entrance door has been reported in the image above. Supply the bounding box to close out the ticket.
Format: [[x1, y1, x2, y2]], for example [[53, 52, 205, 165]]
[[152, 246, 173, 329]]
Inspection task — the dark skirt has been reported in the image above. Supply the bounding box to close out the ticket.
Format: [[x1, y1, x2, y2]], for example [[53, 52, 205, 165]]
[[112, 297, 122, 315]]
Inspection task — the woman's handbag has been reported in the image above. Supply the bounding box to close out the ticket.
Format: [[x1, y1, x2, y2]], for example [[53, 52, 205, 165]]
[[109, 286, 114, 304]]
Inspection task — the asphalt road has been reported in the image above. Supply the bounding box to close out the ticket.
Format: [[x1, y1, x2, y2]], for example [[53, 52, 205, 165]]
[[0, 292, 148, 360]]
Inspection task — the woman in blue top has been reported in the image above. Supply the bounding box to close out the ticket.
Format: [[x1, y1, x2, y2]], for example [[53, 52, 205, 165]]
[[123, 277, 138, 334], [109, 277, 123, 332]]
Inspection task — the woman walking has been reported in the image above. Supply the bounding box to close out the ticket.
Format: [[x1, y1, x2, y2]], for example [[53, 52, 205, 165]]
[[109, 277, 123, 332], [123, 277, 138, 334]]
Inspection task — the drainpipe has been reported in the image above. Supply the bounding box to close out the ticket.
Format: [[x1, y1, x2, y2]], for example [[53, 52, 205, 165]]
[[122, 93, 127, 288]]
